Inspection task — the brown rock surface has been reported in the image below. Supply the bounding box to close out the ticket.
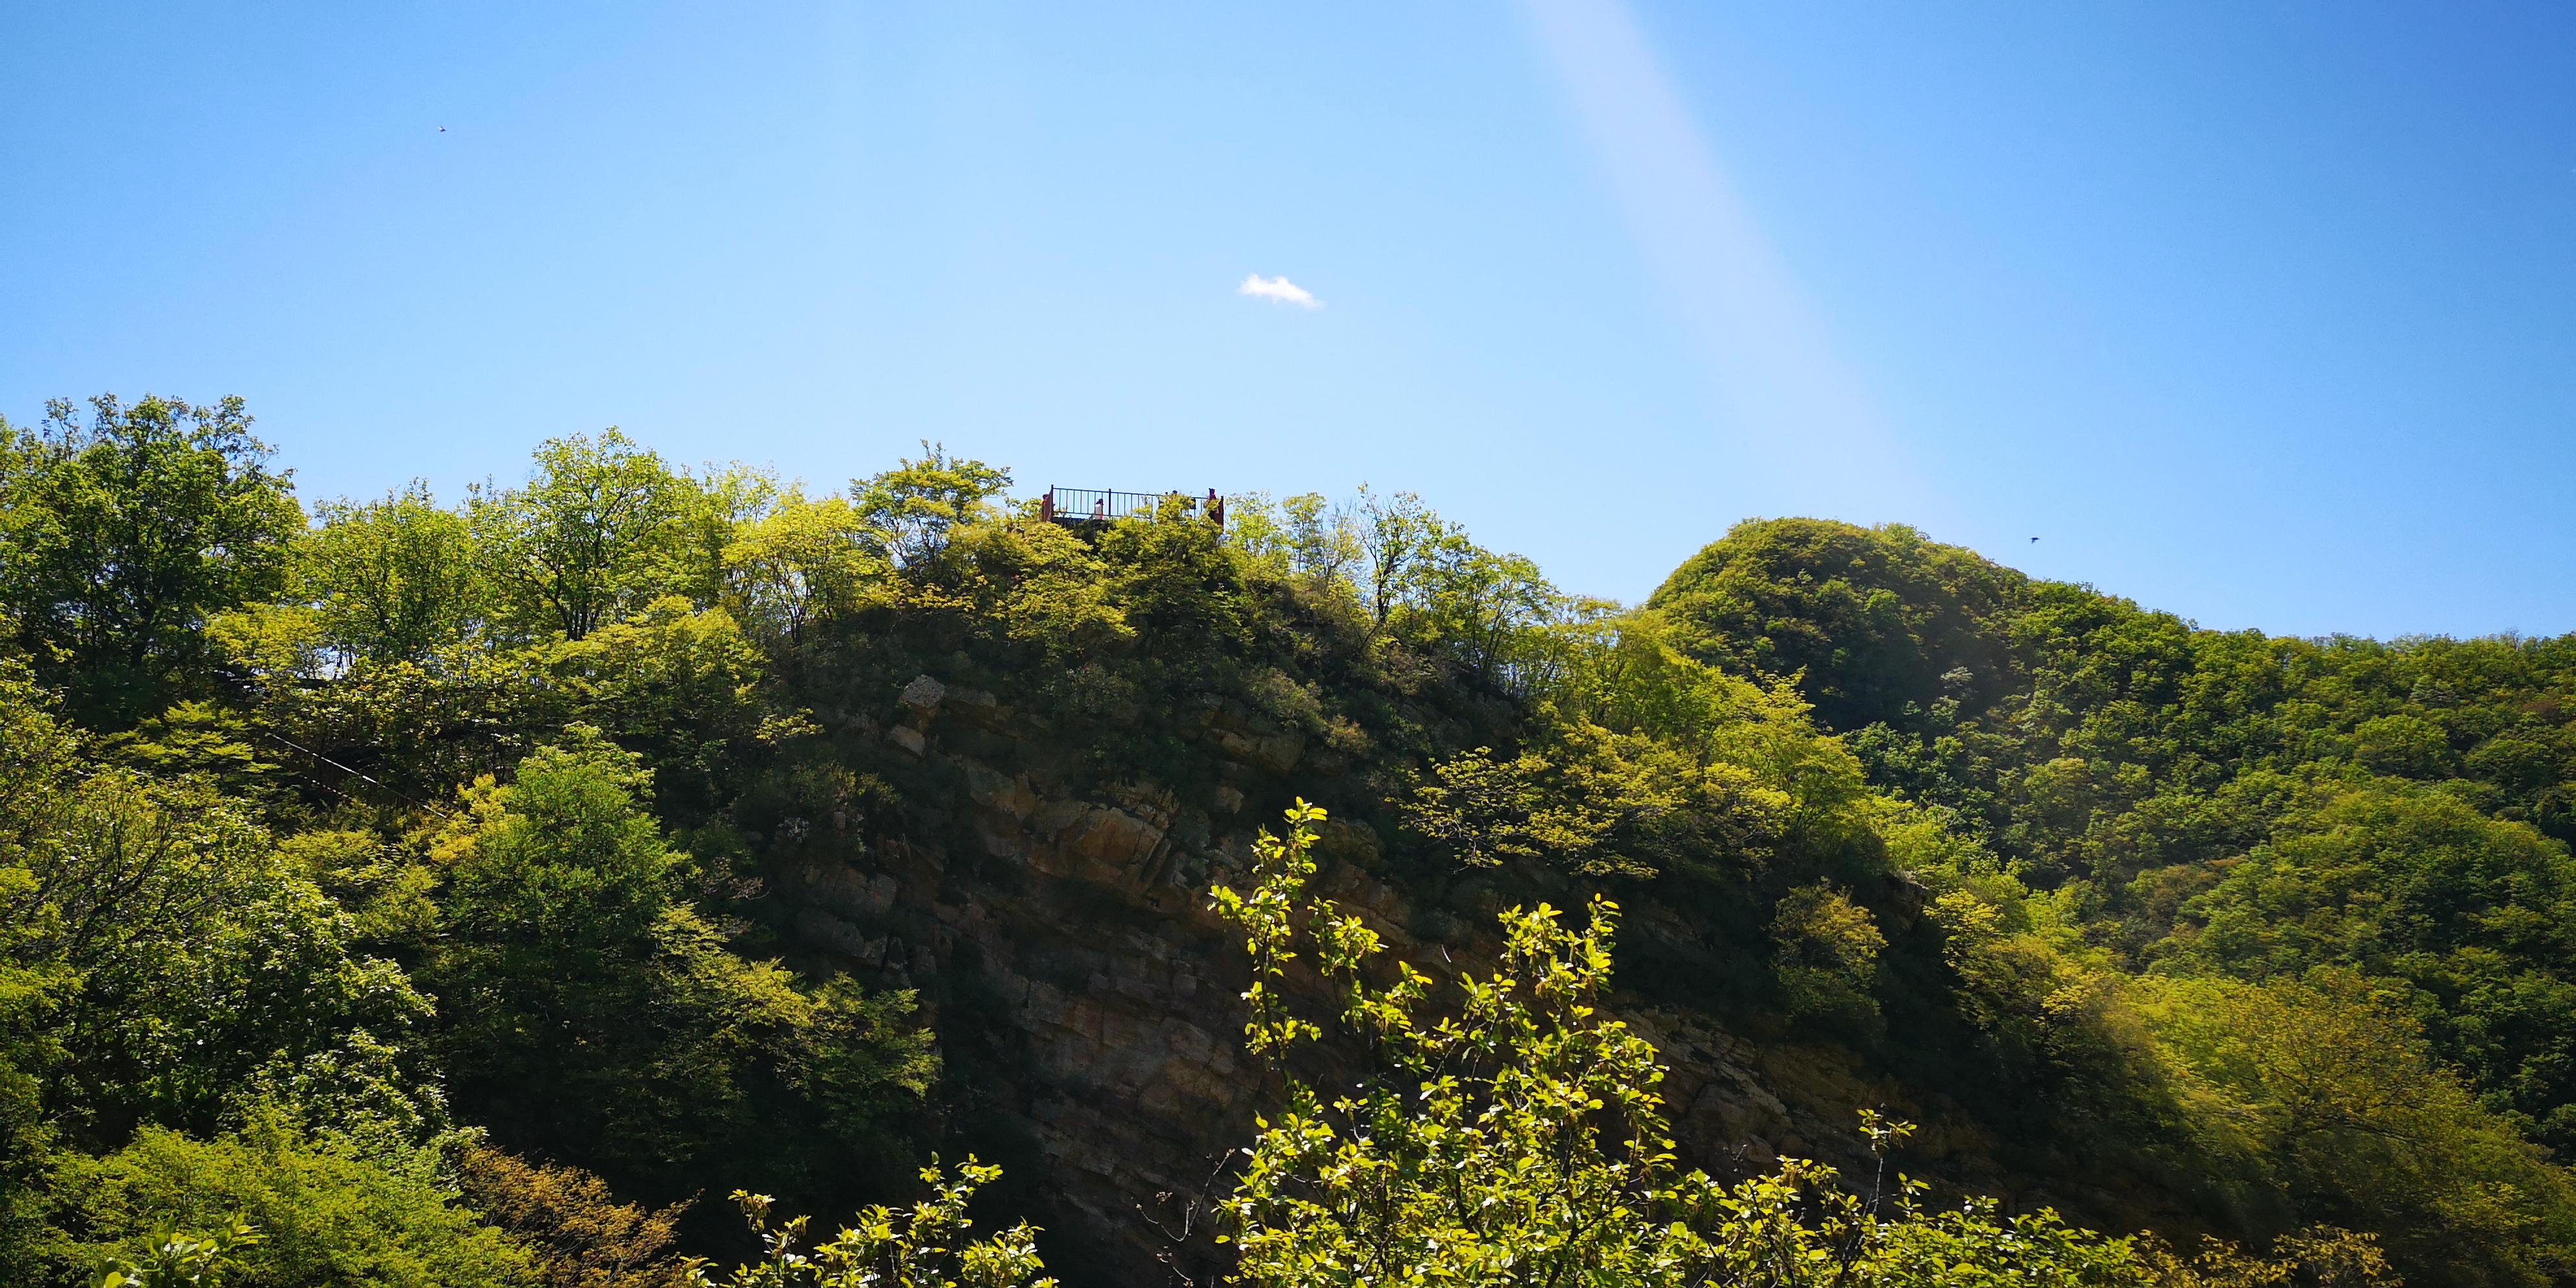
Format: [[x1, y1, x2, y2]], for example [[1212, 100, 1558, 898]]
[[778, 697, 1928, 1286]]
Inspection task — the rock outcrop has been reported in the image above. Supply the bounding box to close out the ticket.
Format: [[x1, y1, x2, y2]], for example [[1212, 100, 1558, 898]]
[[773, 676, 1965, 1285]]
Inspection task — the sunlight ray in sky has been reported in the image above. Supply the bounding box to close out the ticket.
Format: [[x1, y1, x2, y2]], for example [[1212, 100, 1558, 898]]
[[1520, 0, 1922, 520]]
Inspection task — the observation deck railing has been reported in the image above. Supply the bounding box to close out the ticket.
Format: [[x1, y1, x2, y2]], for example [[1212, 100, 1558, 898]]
[[1041, 487, 1226, 528]]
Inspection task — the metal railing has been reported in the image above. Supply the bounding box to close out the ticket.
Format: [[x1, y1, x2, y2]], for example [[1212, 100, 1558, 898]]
[[1041, 487, 1226, 528]]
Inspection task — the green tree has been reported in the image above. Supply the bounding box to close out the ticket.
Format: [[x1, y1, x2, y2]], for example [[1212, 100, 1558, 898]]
[[0, 667, 436, 1152], [302, 482, 480, 663], [49, 1111, 536, 1288], [1400, 538, 1557, 687], [1093, 500, 1250, 662], [1402, 725, 1795, 879], [20, 765, 437, 1145], [423, 731, 935, 1199], [0, 870, 62, 1282], [541, 599, 775, 815], [0, 667, 83, 1280], [0, 395, 303, 727], [1350, 484, 1442, 628], [2173, 782, 2576, 1149], [2141, 971, 2576, 1287], [1646, 517, 2027, 735], [1279, 491, 1361, 586], [723, 490, 885, 643], [848, 444, 1010, 569], [471, 431, 697, 641], [1770, 883, 1885, 1022]]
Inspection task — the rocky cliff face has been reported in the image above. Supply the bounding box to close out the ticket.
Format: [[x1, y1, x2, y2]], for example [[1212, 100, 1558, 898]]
[[771, 673, 1994, 1286]]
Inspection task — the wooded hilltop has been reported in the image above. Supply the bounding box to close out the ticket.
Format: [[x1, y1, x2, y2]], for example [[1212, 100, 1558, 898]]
[[7, 393, 2576, 1287]]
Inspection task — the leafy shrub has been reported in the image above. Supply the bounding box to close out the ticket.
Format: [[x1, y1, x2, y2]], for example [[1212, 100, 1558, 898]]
[[456, 1145, 693, 1288], [47, 1111, 536, 1288], [1770, 883, 1885, 1022]]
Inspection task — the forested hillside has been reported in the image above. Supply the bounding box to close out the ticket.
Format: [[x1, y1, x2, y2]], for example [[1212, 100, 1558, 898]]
[[4, 393, 2573, 1287]]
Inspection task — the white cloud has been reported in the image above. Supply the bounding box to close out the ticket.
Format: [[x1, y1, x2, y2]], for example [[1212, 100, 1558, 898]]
[[1239, 273, 1321, 308]]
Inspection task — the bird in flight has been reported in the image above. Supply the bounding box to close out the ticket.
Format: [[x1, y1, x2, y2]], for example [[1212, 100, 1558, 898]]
[[438, 125, 447, 132], [2029, 536, 2039, 543]]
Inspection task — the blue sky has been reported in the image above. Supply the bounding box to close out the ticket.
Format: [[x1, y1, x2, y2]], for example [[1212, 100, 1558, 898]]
[[4, 3, 2571, 638]]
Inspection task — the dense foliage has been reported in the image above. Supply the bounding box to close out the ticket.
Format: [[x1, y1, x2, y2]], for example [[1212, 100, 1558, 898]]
[[1651, 519, 2576, 1281], [3, 394, 2570, 1286]]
